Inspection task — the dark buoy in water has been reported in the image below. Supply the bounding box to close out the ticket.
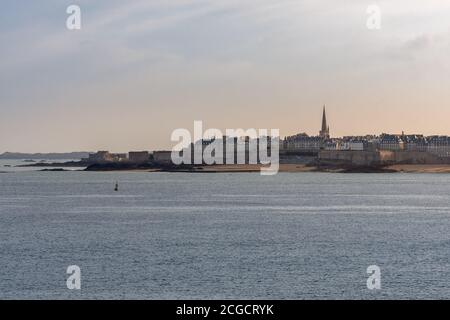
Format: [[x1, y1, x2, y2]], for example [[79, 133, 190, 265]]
[[114, 182, 119, 192]]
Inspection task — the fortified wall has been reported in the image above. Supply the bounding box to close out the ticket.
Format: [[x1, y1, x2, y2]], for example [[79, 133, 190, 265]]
[[319, 150, 447, 166]]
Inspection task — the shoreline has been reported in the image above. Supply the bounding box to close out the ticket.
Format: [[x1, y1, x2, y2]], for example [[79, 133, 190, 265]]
[[86, 164, 450, 173], [13, 161, 450, 173], [168, 164, 450, 173]]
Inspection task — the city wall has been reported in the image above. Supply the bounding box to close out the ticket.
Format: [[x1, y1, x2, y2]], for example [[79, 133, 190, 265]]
[[319, 150, 447, 166]]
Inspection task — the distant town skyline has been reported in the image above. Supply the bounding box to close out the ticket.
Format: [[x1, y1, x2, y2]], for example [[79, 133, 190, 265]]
[[1, 1, 450, 153]]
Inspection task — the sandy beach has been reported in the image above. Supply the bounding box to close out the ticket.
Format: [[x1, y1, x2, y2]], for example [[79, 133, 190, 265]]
[[22, 162, 450, 174], [159, 164, 450, 173], [386, 164, 450, 173]]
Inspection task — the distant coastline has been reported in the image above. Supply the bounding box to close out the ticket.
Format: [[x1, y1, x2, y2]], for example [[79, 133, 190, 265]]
[[0, 152, 90, 160]]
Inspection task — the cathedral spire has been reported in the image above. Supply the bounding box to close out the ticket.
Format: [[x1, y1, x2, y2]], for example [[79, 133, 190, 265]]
[[319, 105, 330, 139], [321, 106, 327, 132]]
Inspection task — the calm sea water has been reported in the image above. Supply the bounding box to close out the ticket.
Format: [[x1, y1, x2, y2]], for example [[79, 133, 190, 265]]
[[1, 164, 450, 299]]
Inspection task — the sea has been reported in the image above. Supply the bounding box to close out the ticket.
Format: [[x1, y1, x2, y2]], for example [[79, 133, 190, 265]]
[[0, 159, 449, 299]]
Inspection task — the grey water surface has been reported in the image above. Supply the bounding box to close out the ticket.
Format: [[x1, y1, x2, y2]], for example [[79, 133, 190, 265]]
[[1, 168, 449, 299]]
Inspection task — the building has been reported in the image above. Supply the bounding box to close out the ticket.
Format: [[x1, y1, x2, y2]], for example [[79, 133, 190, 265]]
[[378, 134, 405, 151], [85, 151, 113, 163], [403, 134, 427, 152], [82, 151, 128, 163], [281, 106, 332, 153], [323, 140, 338, 150], [175, 135, 277, 165], [283, 133, 322, 153], [427, 136, 450, 158], [128, 151, 150, 163], [339, 137, 368, 151], [111, 153, 128, 162], [153, 151, 173, 165]]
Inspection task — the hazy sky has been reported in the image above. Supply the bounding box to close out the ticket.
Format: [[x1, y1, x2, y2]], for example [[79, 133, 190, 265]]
[[1, 0, 450, 152]]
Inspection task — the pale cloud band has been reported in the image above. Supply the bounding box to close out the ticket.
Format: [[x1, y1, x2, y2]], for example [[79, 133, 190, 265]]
[[1, 0, 449, 152]]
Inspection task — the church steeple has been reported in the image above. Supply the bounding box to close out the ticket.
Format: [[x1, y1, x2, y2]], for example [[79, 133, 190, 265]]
[[319, 105, 330, 139]]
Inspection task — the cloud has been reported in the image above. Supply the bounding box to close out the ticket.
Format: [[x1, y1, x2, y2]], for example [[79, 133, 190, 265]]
[[3, 0, 450, 152]]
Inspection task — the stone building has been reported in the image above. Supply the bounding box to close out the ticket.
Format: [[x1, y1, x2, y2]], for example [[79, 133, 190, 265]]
[[153, 151, 173, 165], [378, 134, 405, 151], [128, 151, 150, 163], [85, 151, 113, 163]]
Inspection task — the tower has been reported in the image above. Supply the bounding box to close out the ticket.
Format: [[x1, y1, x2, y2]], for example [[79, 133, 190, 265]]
[[319, 105, 330, 139]]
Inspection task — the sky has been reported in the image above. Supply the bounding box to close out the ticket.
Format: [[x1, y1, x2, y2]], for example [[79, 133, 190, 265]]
[[1, 0, 450, 153]]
